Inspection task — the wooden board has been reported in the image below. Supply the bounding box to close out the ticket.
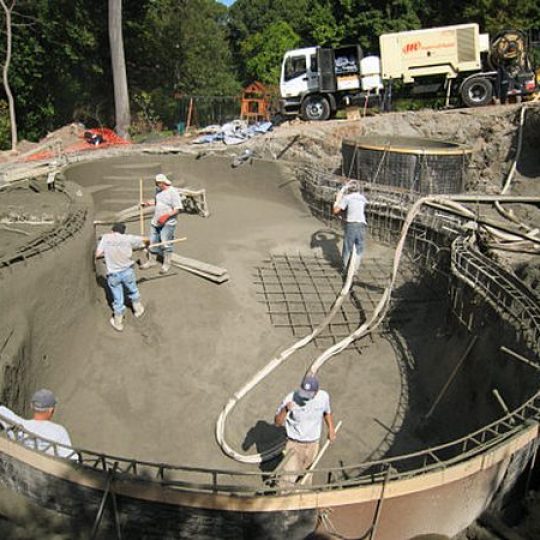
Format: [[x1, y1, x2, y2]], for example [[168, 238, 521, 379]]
[[170, 254, 227, 277]]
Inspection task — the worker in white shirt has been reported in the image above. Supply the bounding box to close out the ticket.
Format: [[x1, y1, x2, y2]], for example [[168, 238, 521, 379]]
[[333, 180, 368, 273], [0, 389, 73, 459], [96, 222, 148, 332], [140, 173, 183, 274]]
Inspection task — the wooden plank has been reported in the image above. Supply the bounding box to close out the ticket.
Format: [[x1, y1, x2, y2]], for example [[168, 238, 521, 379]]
[[170, 260, 229, 284], [170, 253, 227, 277]]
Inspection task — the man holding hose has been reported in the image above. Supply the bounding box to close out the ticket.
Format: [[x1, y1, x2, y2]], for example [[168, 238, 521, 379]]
[[333, 179, 368, 274], [274, 373, 336, 487]]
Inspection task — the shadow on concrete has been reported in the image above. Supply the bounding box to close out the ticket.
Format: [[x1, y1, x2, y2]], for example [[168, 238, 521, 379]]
[[310, 229, 341, 270], [242, 420, 286, 473]]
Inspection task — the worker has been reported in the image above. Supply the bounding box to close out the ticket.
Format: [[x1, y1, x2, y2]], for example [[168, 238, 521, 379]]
[[0, 389, 73, 459], [332, 180, 367, 274], [95, 222, 148, 332], [140, 173, 183, 274], [274, 373, 336, 487]]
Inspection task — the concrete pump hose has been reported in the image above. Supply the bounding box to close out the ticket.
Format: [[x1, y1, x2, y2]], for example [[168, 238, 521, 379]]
[[308, 196, 463, 374], [495, 105, 539, 240], [215, 250, 359, 464], [216, 196, 477, 465]]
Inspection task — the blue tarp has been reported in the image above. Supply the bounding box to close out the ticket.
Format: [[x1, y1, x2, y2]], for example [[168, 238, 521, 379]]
[[192, 120, 273, 145]]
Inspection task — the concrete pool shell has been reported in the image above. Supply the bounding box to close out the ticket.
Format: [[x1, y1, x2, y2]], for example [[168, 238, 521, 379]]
[[0, 151, 539, 539]]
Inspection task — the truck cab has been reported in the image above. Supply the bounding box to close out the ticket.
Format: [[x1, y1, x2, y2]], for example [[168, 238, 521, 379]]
[[279, 45, 371, 121], [280, 47, 320, 117]]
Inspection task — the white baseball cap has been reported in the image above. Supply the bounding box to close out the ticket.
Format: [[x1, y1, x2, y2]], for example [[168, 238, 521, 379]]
[[155, 173, 172, 185]]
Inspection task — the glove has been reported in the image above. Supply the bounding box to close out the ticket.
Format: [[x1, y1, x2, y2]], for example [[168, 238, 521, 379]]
[[157, 213, 172, 226]]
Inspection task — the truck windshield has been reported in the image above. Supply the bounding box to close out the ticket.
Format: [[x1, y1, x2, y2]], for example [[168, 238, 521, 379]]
[[284, 56, 307, 81]]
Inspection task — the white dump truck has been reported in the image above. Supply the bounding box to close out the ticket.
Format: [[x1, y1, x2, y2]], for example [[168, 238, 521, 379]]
[[279, 24, 536, 120]]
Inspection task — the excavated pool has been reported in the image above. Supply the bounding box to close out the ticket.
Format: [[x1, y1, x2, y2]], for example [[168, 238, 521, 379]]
[[0, 153, 538, 539]]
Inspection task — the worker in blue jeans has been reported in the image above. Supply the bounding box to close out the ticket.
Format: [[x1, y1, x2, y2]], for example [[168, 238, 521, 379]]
[[140, 174, 183, 274], [332, 180, 368, 274], [96, 222, 148, 332]]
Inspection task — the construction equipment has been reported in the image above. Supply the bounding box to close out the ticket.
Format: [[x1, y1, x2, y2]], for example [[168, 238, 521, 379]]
[[279, 24, 537, 118]]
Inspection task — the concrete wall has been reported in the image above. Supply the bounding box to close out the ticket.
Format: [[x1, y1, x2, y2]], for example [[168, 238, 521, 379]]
[[0, 182, 96, 415]]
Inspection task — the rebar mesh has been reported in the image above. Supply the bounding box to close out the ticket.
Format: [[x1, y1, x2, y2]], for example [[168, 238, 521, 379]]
[[342, 137, 472, 194]]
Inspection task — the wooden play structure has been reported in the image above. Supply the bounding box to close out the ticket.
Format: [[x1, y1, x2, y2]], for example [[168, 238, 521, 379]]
[[240, 81, 271, 123]]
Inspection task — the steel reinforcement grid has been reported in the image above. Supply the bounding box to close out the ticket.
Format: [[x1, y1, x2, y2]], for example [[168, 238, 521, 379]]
[[1, 165, 539, 495], [0, 185, 87, 271]]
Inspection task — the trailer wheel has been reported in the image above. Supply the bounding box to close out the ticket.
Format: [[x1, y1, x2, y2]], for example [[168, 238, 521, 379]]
[[301, 95, 331, 121], [461, 78, 493, 107]]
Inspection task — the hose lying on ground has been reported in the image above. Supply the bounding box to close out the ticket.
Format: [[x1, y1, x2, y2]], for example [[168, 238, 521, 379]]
[[215, 192, 540, 465], [216, 196, 481, 464]]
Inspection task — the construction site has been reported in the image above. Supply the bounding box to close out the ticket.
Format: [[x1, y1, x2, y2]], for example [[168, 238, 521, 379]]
[[0, 102, 539, 539]]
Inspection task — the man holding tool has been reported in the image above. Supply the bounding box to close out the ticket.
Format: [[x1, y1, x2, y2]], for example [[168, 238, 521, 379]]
[[140, 173, 183, 274], [96, 222, 148, 332], [333, 180, 368, 274], [274, 373, 336, 487]]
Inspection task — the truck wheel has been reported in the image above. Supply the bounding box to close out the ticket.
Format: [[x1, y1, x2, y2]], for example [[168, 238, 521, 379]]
[[461, 78, 493, 107], [300, 95, 331, 121]]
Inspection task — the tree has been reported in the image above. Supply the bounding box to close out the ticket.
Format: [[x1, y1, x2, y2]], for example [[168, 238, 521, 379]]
[[108, 0, 130, 139], [462, 0, 540, 36], [0, 0, 18, 151], [241, 21, 300, 85], [228, 0, 311, 82]]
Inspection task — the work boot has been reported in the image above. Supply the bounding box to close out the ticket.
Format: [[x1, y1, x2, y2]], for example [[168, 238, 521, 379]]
[[110, 313, 124, 332], [160, 253, 172, 274], [140, 252, 158, 270], [133, 301, 145, 318]]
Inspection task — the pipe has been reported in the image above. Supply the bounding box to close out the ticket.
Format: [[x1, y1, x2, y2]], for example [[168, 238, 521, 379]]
[[421, 336, 478, 424]]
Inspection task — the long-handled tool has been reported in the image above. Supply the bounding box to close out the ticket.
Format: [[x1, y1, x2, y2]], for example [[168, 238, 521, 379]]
[[146, 237, 186, 251], [299, 420, 343, 485], [139, 178, 144, 235], [95, 237, 187, 260]]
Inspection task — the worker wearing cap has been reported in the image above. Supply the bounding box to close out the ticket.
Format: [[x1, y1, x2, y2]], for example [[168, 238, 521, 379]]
[[140, 173, 184, 274], [333, 180, 367, 274], [274, 373, 336, 487], [96, 222, 148, 332], [0, 389, 73, 459]]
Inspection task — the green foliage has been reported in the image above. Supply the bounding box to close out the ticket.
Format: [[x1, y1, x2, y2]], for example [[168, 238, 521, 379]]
[[0, 0, 538, 139], [131, 91, 162, 135], [462, 0, 540, 37], [0, 100, 11, 150], [241, 21, 300, 85]]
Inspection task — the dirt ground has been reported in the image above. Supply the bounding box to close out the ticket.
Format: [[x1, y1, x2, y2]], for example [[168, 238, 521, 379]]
[[0, 103, 539, 539]]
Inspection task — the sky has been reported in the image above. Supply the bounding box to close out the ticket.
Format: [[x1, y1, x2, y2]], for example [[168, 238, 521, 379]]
[[218, 0, 236, 6]]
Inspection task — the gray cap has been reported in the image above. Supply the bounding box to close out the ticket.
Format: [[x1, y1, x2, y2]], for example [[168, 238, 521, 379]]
[[298, 374, 319, 400], [31, 389, 57, 411]]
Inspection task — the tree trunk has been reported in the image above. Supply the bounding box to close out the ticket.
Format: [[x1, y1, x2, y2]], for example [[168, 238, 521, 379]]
[[0, 0, 18, 152], [108, 0, 130, 139]]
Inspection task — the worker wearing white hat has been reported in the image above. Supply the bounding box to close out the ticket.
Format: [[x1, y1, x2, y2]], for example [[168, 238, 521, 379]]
[[140, 173, 184, 274]]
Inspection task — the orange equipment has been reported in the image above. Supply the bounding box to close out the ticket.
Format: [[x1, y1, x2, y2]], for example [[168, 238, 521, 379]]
[[240, 81, 270, 123]]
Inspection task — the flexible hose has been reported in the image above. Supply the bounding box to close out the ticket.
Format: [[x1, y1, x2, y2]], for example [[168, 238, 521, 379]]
[[215, 250, 359, 463], [494, 105, 539, 243], [215, 196, 479, 465]]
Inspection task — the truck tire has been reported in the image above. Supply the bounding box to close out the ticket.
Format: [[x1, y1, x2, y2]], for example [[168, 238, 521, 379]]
[[460, 78, 493, 108], [300, 95, 331, 121]]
